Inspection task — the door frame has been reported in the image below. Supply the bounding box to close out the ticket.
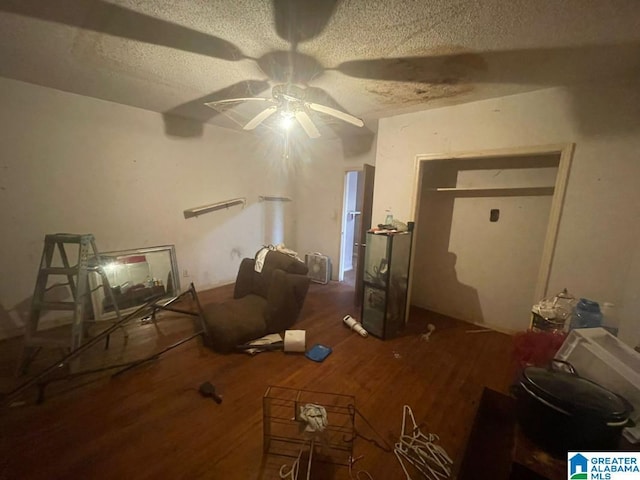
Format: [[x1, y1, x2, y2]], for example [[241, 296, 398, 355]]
[[409, 143, 575, 309]]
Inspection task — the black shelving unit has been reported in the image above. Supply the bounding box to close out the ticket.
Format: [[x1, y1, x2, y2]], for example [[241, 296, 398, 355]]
[[361, 230, 412, 339]]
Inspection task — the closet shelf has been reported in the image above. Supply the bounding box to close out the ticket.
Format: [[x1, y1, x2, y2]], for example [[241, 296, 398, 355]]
[[428, 186, 555, 196]]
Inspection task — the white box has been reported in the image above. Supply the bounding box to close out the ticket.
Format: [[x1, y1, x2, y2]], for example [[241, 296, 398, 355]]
[[555, 328, 640, 441]]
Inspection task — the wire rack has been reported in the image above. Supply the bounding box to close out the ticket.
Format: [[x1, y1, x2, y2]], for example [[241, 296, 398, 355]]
[[263, 385, 356, 466]]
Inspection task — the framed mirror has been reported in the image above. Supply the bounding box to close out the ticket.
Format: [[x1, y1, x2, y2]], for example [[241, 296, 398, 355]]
[[89, 245, 180, 321]]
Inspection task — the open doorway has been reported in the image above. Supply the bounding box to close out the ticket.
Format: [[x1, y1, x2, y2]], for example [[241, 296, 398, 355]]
[[339, 170, 362, 285], [340, 164, 375, 305]]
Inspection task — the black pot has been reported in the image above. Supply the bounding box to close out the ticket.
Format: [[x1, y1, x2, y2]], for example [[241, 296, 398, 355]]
[[512, 360, 632, 454]]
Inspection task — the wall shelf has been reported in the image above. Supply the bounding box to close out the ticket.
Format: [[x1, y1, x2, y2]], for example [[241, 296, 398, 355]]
[[258, 196, 292, 202], [183, 197, 245, 219]]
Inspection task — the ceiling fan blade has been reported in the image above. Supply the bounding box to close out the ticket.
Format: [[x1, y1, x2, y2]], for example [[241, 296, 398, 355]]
[[244, 106, 279, 130], [334, 45, 640, 86], [204, 97, 275, 108], [334, 54, 487, 83], [167, 81, 270, 120], [294, 111, 321, 138], [163, 80, 271, 137], [0, 0, 245, 61], [272, 0, 340, 45], [307, 103, 364, 128]]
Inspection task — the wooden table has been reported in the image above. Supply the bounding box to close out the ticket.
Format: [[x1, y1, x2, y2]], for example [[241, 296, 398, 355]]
[[456, 388, 567, 480]]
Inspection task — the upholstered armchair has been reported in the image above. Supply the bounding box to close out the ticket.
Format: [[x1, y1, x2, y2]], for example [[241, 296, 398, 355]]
[[201, 250, 310, 353]]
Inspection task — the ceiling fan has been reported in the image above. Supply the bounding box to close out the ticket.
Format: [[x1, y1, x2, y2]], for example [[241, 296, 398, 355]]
[[0, 1, 501, 146], [203, 84, 364, 139], [3, 0, 626, 149]]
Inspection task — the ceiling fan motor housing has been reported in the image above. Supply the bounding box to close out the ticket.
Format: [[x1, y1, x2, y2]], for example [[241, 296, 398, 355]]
[[272, 84, 306, 103]]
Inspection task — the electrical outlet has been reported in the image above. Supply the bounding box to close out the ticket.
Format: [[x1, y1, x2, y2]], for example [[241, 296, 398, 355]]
[[183, 269, 189, 277]]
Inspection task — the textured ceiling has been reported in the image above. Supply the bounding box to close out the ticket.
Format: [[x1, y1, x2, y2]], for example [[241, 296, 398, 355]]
[[0, 0, 639, 141]]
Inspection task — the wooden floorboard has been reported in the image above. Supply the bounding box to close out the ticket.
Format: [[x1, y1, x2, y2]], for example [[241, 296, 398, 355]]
[[0, 281, 515, 479]]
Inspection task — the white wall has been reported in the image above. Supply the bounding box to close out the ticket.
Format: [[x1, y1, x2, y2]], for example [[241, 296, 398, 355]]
[[0, 77, 294, 338], [373, 82, 640, 339], [293, 134, 377, 281], [0, 78, 378, 339]]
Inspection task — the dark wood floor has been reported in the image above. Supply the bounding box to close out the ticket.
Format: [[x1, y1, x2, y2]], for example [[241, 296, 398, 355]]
[[0, 281, 516, 479]]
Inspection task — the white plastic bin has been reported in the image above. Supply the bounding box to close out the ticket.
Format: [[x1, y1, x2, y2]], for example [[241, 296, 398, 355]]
[[555, 327, 640, 442]]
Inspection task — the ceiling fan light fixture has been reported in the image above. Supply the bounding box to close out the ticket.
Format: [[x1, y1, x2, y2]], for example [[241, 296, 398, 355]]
[[204, 84, 363, 138], [280, 110, 295, 130], [280, 117, 293, 130]]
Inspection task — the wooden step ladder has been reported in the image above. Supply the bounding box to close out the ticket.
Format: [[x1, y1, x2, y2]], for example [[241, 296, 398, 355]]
[[17, 233, 123, 375]]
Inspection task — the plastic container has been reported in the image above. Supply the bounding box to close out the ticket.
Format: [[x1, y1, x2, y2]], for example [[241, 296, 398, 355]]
[[570, 298, 603, 330], [601, 302, 619, 336], [530, 289, 576, 333], [555, 328, 640, 442]]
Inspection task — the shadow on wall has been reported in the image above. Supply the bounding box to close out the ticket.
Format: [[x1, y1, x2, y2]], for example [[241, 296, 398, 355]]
[[0, 284, 76, 341], [439, 252, 484, 324], [0, 303, 18, 339], [0, 296, 31, 340], [412, 238, 484, 325], [413, 165, 484, 324], [567, 77, 640, 136], [472, 42, 640, 136]]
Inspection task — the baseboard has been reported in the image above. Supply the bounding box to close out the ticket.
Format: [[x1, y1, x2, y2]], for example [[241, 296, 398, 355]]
[[410, 303, 517, 335]]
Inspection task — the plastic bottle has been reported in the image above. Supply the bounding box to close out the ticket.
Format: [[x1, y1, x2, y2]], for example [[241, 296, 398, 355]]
[[600, 302, 619, 336], [570, 298, 603, 330], [384, 209, 393, 225]]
